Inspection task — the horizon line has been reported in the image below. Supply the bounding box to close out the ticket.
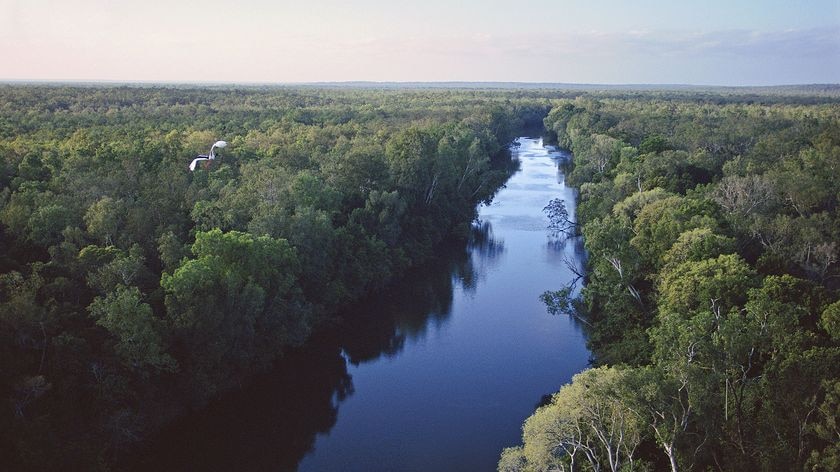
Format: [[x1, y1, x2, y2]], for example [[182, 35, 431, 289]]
[[2, 79, 839, 89]]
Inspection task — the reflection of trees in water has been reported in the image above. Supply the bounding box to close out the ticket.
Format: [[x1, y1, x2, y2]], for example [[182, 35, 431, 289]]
[[342, 243, 467, 363], [469, 220, 505, 261], [551, 148, 572, 167], [340, 221, 505, 365], [545, 231, 587, 267], [463, 220, 506, 290], [551, 152, 574, 188], [124, 227, 506, 471], [338, 263, 457, 365], [542, 234, 589, 344], [546, 235, 571, 265], [123, 342, 351, 472], [570, 234, 587, 268]]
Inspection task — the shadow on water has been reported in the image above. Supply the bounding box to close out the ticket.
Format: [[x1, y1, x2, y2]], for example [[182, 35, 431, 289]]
[[124, 340, 351, 472], [462, 219, 506, 289], [341, 221, 503, 364], [124, 223, 503, 472], [124, 138, 593, 471]]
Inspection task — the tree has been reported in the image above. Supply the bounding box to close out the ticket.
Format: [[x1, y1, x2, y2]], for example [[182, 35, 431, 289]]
[[661, 228, 736, 270], [27, 203, 73, 248], [88, 285, 175, 373], [0, 266, 51, 418], [161, 229, 309, 398], [639, 135, 668, 155], [712, 174, 775, 218], [650, 254, 758, 465], [612, 188, 672, 226], [497, 447, 528, 472], [630, 367, 691, 472], [543, 198, 577, 238], [630, 196, 720, 271], [385, 127, 440, 205], [808, 378, 840, 471], [157, 230, 186, 273], [506, 366, 646, 472], [84, 196, 126, 246], [821, 300, 840, 341], [581, 215, 651, 364], [79, 244, 151, 295]]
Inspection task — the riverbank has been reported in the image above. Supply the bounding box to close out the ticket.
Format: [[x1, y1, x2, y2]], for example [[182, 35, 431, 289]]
[[123, 137, 592, 471]]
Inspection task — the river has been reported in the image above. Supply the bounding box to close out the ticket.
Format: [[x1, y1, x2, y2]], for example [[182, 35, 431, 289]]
[[127, 137, 591, 471]]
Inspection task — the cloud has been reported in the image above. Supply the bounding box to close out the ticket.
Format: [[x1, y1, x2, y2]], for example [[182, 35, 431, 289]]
[[335, 26, 840, 61], [292, 26, 839, 84], [2, 19, 836, 84], [615, 27, 840, 59]]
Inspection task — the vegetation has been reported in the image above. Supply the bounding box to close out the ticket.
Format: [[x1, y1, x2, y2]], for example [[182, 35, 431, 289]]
[[503, 93, 840, 470], [2, 83, 838, 471], [0, 84, 553, 470]]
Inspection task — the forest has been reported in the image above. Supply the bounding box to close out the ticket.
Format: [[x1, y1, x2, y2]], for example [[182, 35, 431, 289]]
[[2, 84, 839, 471], [0, 84, 552, 470], [501, 93, 840, 470]]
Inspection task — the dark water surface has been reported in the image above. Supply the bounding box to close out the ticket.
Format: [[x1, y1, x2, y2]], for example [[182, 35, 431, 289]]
[[129, 138, 590, 472]]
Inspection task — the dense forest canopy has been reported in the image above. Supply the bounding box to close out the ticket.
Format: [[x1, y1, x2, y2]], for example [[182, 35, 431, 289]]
[[2, 84, 839, 471], [501, 93, 840, 471], [0, 85, 552, 470]]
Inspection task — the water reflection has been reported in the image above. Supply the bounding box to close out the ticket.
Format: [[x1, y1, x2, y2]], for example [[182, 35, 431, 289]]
[[125, 342, 351, 472], [343, 220, 504, 362], [462, 220, 505, 290], [126, 222, 505, 472], [340, 255, 457, 364], [125, 137, 591, 472]]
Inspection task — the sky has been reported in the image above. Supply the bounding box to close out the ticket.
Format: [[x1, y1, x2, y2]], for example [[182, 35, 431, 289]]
[[1, 0, 838, 85]]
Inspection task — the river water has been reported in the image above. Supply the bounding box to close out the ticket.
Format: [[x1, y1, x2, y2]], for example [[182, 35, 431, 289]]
[[129, 137, 590, 471]]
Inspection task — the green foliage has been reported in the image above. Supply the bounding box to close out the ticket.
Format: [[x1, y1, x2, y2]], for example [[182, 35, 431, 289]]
[[612, 188, 671, 225], [88, 286, 175, 372], [161, 229, 307, 396], [27, 203, 73, 247], [498, 447, 528, 472], [506, 366, 646, 472], [0, 85, 527, 468], [821, 300, 840, 341], [82, 244, 151, 294], [84, 196, 126, 246], [808, 378, 840, 471], [639, 135, 667, 155], [630, 195, 721, 270], [543, 198, 576, 237], [539, 287, 576, 317], [656, 254, 756, 317], [156, 230, 186, 273], [526, 92, 840, 471], [661, 227, 736, 269]]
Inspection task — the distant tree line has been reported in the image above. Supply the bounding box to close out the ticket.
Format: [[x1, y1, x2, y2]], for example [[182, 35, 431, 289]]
[[501, 94, 840, 471]]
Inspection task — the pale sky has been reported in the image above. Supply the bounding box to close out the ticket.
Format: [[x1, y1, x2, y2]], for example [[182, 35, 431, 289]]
[[1, 0, 838, 85]]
